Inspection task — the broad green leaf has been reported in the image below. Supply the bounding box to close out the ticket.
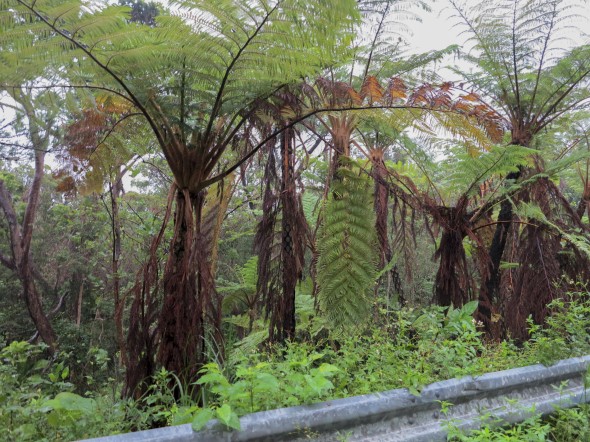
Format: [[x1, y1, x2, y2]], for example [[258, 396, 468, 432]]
[[462, 301, 479, 316], [255, 373, 279, 391], [216, 404, 232, 425], [44, 392, 96, 413], [317, 363, 340, 376], [191, 408, 214, 432]]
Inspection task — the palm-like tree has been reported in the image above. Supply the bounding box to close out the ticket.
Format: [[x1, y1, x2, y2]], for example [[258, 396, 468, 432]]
[[450, 0, 590, 338], [1, 0, 359, 387]]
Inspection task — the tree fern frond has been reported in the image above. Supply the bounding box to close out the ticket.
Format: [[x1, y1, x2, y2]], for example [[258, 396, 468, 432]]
[[301, 190, 320, 229], [449, 0, 590, 130], [439, 144, 534, 200], [317, 159, 377, 330]]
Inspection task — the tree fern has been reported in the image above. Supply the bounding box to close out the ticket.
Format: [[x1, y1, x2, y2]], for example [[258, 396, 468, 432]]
[[317, 160, 377, 330], [447, 0, 590, 336], [449, 0, 590, 139], [437, 144, 534, 203], [218, 256, 258, 314], [301, 190, 320, 229]]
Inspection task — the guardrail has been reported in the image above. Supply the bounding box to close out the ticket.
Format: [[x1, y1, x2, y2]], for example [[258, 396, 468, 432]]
[[88, 355, 590, 442]]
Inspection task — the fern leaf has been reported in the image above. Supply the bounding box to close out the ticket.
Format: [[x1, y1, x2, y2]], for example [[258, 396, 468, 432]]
[[317, 159, 377, 329]]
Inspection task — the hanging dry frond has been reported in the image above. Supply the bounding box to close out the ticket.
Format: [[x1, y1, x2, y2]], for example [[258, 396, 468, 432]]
[[360, 75, 385, 105]]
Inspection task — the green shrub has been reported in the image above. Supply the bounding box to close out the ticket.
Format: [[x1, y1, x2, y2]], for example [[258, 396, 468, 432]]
[[0, 341, 128, 441]]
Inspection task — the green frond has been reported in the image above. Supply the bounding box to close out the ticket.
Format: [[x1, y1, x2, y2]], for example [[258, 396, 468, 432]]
[[515, 200, 590, 259], [317, 159, 377, 330], [379, 45, 460, 80], [301, 190, 320, 229], [239, 256, 259, 289], [1, 0, 359, 138], [228, 325, 269, 363], [449, 0, 590, 127], [438, 144, 534, 199]]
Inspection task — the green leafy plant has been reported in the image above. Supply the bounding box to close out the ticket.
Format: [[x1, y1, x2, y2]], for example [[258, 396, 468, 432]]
[[0, 341, 128, 441], [317, 162, 378, 329]]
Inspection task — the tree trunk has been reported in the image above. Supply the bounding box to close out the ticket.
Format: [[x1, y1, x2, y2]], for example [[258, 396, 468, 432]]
[[157, 188, 212, 385], [577, 186, 589, 221], [76, 280, 84, 327], [276, 128, 300, 342], [372, 149, 391, 269], [200, 178, 234, 360], [505, 177, 586, 340], [124, 185, 174, 399], [110, 168, 127, 366], [484, 169, 521, 298], [0, 143, 57, 351], [371, 148, 404, 306], [329, 123, 353, 183], [477, 167, 521, 335], [433, 199, 472, 308]]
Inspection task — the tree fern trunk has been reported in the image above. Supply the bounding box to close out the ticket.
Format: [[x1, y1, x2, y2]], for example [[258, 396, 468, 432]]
[[371, 148, 403, 307], [277, 130, 298, 341], [125, 185, 174, 399], [477, 168, 521, 336], [505, 176, 588, 341], [433, 199, 472, 308], [372, 149, 391, 270], [577, 186, 589, 221], [158, 188, 211, 389]]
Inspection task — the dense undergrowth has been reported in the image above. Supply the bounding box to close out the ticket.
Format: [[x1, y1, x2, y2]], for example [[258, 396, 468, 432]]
[[2, 291, 590, 441]]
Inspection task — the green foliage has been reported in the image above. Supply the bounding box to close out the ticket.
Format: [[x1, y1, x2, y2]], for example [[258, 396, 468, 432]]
[[302, 191, 321, 229], [4, 291, 590, 438], [1, 0, 360, 126], [438, 144, 534, 202], [547, 405, 590, 441], [448, 413, 552, 441], [448, 404, 590, 441], [447, 290, 590, 440], [451, 0, 590, 126], [317, 163, 378, 329], [2, 1, 590, 440], [219, 256, 258, 310], [515, 199, 590, 260], [0, 341, 128, 441], [192, 349, 339, 430], [524, 290, 590, 365], [194, 301, 510, 427]]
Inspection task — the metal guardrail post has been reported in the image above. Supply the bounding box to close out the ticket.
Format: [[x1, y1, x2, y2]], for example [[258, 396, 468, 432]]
[[86, 355, 590, 442]]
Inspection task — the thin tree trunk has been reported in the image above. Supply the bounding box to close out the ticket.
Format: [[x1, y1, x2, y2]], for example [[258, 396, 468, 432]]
[[76, 280, 84, 327], [0, 117, 57, 351], [577, 187, 589, 221], [477, 167, 521, 335], [372, 149, 391, 270], [109, 168, 127, 366], [372, 148, 389, 315]]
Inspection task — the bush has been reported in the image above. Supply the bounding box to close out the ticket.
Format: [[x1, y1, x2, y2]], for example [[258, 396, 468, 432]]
[[0, 341, 128, 441]]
